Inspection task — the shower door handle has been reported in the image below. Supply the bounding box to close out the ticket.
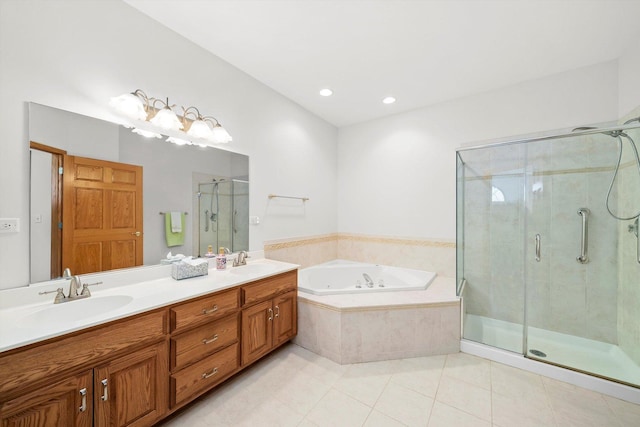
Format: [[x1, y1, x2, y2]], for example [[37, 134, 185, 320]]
[[535, 234, 541, 262], [577, 208, 589, 264]]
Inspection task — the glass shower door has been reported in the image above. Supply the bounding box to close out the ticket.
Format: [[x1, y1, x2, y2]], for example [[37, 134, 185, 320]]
[[458, 142, 527, 354], [524, 129, 640, 387]]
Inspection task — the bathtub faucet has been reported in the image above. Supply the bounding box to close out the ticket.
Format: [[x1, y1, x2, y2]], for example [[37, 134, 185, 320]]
[[362, 273, 374, 288]]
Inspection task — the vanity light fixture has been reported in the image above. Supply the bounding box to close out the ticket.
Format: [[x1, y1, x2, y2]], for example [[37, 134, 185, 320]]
[[319, 88, 333, 97], [109, 89, 232, 146], [382, 96, 396, 104]]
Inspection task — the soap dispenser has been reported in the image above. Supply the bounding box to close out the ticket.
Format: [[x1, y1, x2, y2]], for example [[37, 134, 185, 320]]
[[216, 246, 227, 270]]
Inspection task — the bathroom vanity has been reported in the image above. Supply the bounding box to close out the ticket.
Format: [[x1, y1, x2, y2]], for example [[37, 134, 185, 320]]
[[0, 259, 297, 427]]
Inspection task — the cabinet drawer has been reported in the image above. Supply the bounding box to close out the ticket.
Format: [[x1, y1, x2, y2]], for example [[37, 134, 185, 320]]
[[171, 343, 239, 407], [242, 271, 297, 306], [171, 314, 239, 371], [171, 288, 239, 332]]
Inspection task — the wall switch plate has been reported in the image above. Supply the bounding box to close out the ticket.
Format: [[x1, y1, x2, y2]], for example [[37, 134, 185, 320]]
[[0, 218, 20, 233], [250, 216, 260, 225]]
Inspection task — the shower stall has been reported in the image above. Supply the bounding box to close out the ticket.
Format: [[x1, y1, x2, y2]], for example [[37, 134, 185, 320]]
[[196, 179, 249, 256], [456, 120, 640, 392]]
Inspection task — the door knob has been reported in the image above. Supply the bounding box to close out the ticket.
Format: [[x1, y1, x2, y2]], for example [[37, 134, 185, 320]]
[[131, 231, 141, 237]]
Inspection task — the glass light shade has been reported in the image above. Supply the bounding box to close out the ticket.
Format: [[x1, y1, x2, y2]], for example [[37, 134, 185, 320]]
[[186, 119, 214, 140], [166, 136, 191, 146], [210, 124, 232, 143], [150, 107, 183, 131], [131, 128, 162, 138], [109, 93, 148, 120]]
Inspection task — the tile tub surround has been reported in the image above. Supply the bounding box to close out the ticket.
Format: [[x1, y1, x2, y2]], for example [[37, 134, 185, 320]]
[[265, 233, 456, 277], [294, 276, 460, 364]]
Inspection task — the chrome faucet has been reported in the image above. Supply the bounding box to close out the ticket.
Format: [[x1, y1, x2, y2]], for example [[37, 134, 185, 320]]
[[38, 272, 102, 304], [362, 273, 374, 288], [68, 275, 82, 298], [233, 251, 249, 267]]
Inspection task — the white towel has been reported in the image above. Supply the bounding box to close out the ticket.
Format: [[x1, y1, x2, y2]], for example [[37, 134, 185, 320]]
[[170, 211, 182, 233]]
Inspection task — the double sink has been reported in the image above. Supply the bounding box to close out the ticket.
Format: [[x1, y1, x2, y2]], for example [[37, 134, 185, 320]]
[[0, 259, 294, 352]]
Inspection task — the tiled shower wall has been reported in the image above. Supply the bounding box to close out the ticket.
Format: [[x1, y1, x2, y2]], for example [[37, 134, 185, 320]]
[[264, 234, 456, 277], [618, 128, 640, 365]]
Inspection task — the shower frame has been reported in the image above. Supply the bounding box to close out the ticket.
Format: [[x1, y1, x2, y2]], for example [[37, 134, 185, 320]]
[[456, 121, 640, 403]]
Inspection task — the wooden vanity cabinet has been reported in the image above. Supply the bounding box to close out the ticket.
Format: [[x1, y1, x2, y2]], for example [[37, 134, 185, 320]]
[[0, 310, 168, 427], [0, 268, 298, 426], [241, 271, 298, 366]]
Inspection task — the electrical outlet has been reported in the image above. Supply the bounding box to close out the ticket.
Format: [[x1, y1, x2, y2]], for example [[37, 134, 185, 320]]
[[0, 218, 20, 233]]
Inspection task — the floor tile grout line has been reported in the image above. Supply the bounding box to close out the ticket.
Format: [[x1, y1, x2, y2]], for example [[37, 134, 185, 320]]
[[425, 353, 448, 426]]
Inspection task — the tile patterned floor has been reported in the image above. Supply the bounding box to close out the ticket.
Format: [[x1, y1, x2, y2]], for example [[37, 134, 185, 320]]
[[159, 343, 640, 427]]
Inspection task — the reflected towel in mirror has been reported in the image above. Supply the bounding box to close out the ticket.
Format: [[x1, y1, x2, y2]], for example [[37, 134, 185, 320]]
[[165, 212, 185, 247]]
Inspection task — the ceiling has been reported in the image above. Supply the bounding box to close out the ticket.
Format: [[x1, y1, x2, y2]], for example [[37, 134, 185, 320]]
[[124, 0, 640, 128]]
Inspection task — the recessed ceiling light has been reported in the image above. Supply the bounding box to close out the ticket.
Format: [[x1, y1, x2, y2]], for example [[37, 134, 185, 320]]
[[319, 88, 333, 97], [382, 96, 396, 104]]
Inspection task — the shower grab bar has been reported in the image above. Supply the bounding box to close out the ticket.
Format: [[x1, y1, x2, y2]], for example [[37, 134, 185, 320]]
[[577, 208, 590, 264], [535, 234, 541, 262]]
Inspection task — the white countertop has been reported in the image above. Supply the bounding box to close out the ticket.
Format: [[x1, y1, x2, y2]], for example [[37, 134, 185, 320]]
[[0, 258, 298, 353]]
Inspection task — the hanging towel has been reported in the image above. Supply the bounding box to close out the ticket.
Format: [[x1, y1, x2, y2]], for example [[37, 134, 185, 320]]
[[165, 212, 185, 247], [170, 211, 182, 233]]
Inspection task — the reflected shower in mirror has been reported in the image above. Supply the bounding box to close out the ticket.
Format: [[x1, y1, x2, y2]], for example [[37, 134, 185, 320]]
[[29, 103, 249, 283]]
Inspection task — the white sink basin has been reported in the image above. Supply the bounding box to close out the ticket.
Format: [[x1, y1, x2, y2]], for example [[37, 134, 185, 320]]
[[229, 263, 278, 276], [21, 295, 134, 325]]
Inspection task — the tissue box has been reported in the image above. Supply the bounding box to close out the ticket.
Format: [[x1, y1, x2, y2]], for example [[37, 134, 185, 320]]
[[171, 261, 208, 280]]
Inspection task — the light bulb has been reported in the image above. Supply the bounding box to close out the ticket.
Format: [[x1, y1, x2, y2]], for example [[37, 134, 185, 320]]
[[150, 107, 183, 131], [210, 124, 232, 143], [110, 93, 147, 120]]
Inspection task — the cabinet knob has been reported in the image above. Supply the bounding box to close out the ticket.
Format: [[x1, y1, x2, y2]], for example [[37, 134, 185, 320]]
[[268, 308, 273, 321], [275, 305, 280, 318]]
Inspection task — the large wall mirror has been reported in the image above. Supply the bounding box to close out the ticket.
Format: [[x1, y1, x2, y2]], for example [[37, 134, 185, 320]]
[[29, 103, 249, 283]]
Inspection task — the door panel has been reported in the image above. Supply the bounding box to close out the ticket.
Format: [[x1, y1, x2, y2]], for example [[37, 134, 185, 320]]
[[0, 370, 92, 427], [62, 156, 143, 275], [273, 291, 297, 346], [241, 300, 273, 365]]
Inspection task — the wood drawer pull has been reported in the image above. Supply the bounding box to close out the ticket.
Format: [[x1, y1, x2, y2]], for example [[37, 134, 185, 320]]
[[201, 367, 218, 379], [202, 305, 218, 315], [202, 334, 219, 345], [101, 379, 108, 401], [79, 388, 87, 412]]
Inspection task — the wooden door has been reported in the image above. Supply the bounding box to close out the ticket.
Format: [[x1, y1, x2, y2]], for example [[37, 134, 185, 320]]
[[62, 155, 143, 275], [0, 370, 92, 427], [241, 300, 273, 365], [94, 342, 168, 427], [273, 291, 297, 347]]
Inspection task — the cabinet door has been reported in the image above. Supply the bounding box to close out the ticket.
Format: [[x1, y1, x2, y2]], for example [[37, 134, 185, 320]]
[[94, 341, 168, 427], [0, 370, 92, 427], [273, 291, 298, 347], [241, 300, 273, 365]]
